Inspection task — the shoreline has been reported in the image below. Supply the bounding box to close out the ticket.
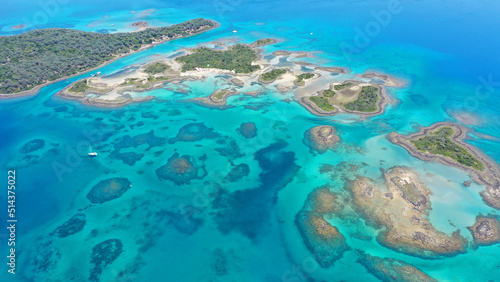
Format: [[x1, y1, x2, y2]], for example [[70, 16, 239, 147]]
[[0, 20, 220, 100], [388, 122, 500, 209]]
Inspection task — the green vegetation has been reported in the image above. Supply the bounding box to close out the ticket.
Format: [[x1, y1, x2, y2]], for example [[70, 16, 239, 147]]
[[260, 69, 286, 82], [213, 90, 227, 100], [309, 96, 335, 112], [68, 80, 89, 93], [144, 62, 169, 74], [411, 127, 485, 170], [253, 38, 275, 47], [147, 76, 169, 82], [334, 82, 353, 90], [322, 89, 335, 98], [176, 44, 259, 73], [0, 18, 215, 94], [343, 86, 379, 112], [295, 73, 315, 85]]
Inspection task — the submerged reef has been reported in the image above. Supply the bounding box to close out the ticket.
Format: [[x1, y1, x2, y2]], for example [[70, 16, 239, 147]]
[[468, 215, 500, 246], [20, 139, 45, 153], [237, 122, 257, 139], [303, 125, 340, 154], [349, 167, 467, 258], [111, 130, 165, 165], [156, 152, 207, 185], [357, 252, 437, 282], [168, 122, 219, 144], [87, 177, 132, 204], [225, 163, 250, 182], [89, 239, 123, 281], [215, 136, 244, 159], [212, 141, 299, 240], [296, 187, 349, 268], [52, 213, 86, 238]]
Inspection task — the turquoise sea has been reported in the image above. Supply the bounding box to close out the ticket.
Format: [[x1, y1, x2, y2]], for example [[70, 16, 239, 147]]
[[1, 0, 500, 281]]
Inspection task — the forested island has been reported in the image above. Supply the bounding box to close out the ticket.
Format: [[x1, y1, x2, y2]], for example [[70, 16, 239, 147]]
[[0, 18, 217, 95], [389, 122, 500, 209]]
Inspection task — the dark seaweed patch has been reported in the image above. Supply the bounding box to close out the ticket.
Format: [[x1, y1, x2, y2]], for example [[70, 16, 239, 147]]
[[87, 178, 132, 204], [89, 239, 123, 281], [52, 213, 86, 238]]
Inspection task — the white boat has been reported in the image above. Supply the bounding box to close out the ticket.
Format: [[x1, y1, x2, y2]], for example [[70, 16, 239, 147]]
[[232, 30, 237, 33], [88, 145, 98, 157]]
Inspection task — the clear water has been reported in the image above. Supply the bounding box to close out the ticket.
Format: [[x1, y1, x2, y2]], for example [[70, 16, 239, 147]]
[[0, 0, 499, 281]]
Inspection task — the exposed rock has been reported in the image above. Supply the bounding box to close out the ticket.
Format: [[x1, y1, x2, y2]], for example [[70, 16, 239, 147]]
[[237, 122, 257, 139], [303, 125, 340, 154], [349, 167, 467, 258], [357, 253, 437, 282], [468, 216, 500, 246]]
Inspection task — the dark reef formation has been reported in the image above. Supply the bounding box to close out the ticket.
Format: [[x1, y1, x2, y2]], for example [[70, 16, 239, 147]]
[[296, 187, 349, 267], [156, 152, 207, 185], [212, 141, 299, 240], [303, 125, 340, 154], [20, 139, 45, 153], [357, 253, 437, 282], [87, 177, 132, 204], [237, 122, 257, 139], [52, 213, 86, 238], [215, 136, 244, 159], [168, 122, 218, 144], [89, 239, 123, 281]]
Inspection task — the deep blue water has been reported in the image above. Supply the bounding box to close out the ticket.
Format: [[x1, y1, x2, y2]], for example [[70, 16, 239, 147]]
[[1, 0, 500, 281]]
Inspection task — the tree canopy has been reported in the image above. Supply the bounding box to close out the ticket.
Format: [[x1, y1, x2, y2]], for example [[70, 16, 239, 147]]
[[176, 44, 260, 73], [0, 18, 216, 94]]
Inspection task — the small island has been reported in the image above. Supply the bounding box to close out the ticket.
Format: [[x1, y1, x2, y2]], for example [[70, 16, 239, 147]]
[[11, 24, 26, 29], [357, 253, 437, 282], [295, 187, 349, 268], [192, 89, 239, 108], [389, 122, 500, 209], [467, 215, 500, 246], [299, 80, 390, 117], [131, 21, 149, 29]]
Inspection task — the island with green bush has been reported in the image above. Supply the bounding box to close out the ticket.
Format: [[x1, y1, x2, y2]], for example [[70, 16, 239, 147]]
[[389, 122, 500, 209], [294, 73, 316, 86], [0, 18, 217, 97], [299, 81, 388, 116], [175, 44, 259, 73]]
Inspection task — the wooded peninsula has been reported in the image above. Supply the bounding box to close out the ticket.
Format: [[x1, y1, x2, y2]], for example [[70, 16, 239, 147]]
[[0, 18, 217, 95]]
